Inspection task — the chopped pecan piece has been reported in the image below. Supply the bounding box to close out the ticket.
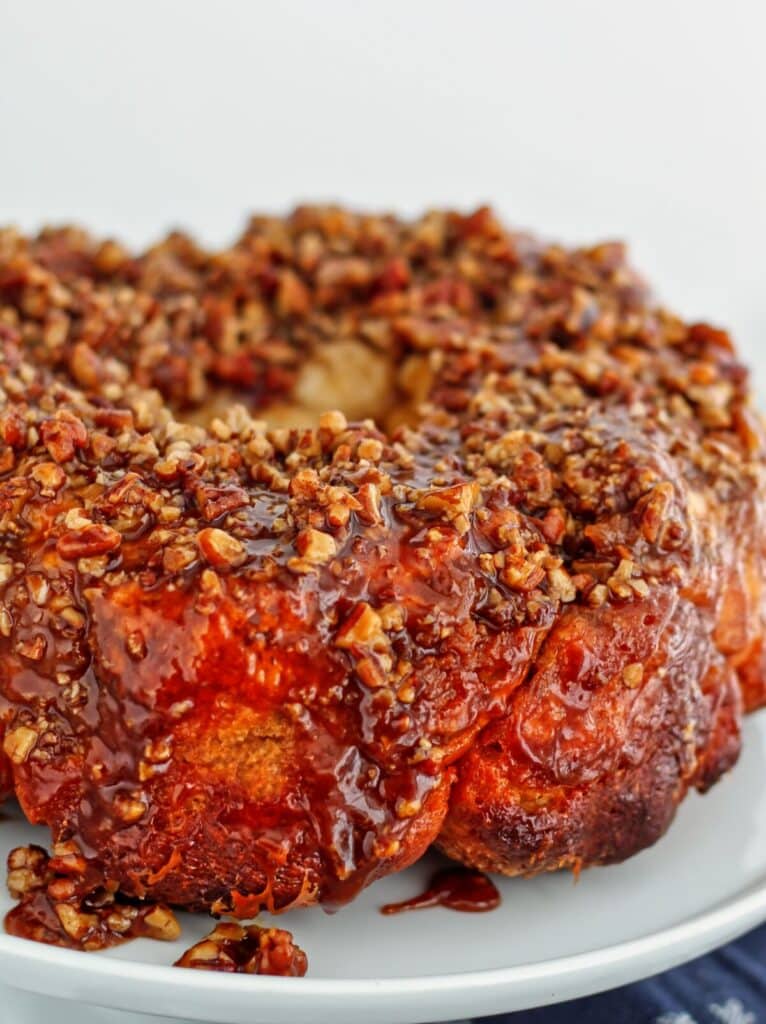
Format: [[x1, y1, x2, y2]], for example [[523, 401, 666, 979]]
[[197, 527, 247, 569], [57, 523, 122, 560]]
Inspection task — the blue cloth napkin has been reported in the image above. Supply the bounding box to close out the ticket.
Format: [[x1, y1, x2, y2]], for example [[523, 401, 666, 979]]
[[476, 923, 766, 1024]]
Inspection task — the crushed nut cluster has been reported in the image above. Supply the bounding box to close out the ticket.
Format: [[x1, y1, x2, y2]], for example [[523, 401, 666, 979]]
[[0, 206, 763, 919], [4, 843, 180, 951], [175, 922, 308, 976]]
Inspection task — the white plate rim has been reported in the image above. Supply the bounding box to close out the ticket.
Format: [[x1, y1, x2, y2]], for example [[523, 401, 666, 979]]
[[0, 870, 764, 1021]]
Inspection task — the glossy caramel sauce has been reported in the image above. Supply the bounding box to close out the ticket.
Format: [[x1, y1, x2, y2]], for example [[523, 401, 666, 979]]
[[380, 866, 501, 915]]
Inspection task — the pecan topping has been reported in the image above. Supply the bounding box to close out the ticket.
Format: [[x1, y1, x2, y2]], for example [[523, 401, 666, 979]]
[[4, 844, 180, 952], [175, 922, 307, 977]]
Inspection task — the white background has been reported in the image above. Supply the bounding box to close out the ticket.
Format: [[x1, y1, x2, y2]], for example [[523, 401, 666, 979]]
[[0, 1, 765, 1021]]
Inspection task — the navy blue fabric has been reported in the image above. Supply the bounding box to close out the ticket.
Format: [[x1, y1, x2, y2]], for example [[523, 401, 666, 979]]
[[475, 924, 766, 1023]]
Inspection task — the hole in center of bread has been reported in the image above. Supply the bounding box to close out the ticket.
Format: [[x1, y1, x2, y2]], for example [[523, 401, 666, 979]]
[[183, 339, 432, 434]]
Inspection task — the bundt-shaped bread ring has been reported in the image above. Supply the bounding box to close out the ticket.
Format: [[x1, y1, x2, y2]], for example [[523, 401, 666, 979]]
[[0, 207, 763, 914]]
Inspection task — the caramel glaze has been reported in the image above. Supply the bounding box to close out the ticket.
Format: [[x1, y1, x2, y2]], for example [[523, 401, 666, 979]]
[[381, 866, 500, 914], [0, 207, 763, 922]]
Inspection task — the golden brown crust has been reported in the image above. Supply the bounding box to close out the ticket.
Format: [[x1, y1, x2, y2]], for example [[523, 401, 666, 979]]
[[437, 593, 743, 873], [0, 206, 763, 911]]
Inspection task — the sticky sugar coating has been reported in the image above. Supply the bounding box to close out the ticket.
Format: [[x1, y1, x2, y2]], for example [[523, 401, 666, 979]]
[[0, 207, 764, 917]]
